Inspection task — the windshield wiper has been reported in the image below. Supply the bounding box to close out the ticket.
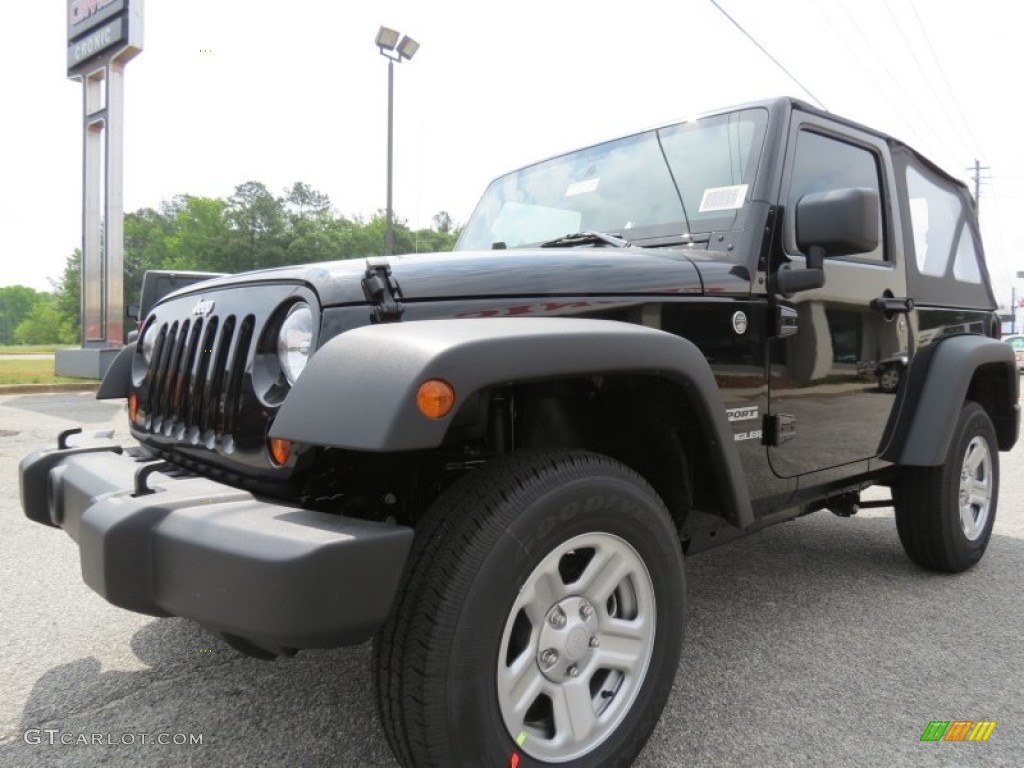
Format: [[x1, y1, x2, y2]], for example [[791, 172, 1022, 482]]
[[539, 231, 632, 248]]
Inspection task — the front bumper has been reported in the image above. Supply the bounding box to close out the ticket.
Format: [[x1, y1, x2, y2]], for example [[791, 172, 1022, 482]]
[[19, 432, 413, 653]]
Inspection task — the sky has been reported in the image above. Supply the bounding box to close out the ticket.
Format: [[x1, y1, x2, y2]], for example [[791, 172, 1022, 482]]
[[2, 0, 1022, 307]]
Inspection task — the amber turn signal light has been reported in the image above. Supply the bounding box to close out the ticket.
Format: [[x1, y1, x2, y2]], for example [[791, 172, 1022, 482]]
[[128, 393, 139, 425], [269, 437, 293, 466], [416, 379, 455, 419]]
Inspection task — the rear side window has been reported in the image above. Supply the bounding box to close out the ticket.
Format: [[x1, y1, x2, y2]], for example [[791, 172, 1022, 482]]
[[906, 165, 981, 283]]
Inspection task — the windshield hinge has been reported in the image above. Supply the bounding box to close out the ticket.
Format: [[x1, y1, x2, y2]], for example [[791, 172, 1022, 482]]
[[362, 259, 405, 323]]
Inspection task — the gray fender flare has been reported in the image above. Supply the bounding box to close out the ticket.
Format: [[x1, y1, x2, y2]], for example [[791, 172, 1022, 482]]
[[96, 343, 136, 400], [884, 334, 1019, 466], [271, 318, 754, 528]]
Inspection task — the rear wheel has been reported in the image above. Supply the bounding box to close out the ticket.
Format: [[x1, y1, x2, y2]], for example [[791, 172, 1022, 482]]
[[893, 401, 998, 572], [374, 450, 686, 767]]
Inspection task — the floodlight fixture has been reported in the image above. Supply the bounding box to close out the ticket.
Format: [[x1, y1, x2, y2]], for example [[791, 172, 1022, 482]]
[[397, 35, 420, 60], [376, 26, 400, 51]]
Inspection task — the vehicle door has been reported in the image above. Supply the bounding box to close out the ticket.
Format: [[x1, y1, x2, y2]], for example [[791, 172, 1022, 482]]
[[767, 115, 910, 479]]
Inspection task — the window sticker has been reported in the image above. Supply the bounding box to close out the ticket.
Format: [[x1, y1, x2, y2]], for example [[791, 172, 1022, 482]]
[[565, 178, 600, 197], [699, 184, 748, 212]]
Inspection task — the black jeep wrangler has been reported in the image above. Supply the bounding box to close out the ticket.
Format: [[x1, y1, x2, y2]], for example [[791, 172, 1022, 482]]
[[20, 98, 1019, 767]]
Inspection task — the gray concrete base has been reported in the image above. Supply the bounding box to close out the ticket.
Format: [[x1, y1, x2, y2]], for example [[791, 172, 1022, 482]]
[[55, 347, 121, 380]]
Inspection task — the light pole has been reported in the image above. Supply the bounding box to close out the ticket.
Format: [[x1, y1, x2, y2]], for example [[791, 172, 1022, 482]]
[[376, 26, 419, 256]]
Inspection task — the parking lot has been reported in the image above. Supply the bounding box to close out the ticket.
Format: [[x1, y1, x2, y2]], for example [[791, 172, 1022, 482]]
[[1, 391, 1022, 767]]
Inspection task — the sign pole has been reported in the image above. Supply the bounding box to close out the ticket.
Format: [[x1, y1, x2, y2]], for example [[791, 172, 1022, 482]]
[[56, 0, 143, 379]]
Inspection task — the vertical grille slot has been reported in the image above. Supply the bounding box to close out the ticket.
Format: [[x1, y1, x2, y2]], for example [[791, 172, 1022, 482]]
[[157, 322, 185, 430], [174, 319, 202, 426], [155, 319, 180, 423], [182, 318, 207, 433], [168, 319, 191, 423], [190, 317, 219, 433], [145, 324, 170, 426], [200, 315, 236, 436], [222, 315, 255, 437]]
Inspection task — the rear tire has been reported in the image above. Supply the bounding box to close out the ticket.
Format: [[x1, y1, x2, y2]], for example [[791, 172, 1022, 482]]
[[374, 450, 685, 767], [893, 401, 998, 572]]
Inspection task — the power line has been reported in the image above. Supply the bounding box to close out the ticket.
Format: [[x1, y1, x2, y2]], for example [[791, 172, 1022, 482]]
[[882, 2, 976, 160], [907, 0, 986, 159], [811, 1, 931, 151], [834, 0, 963, 167], [708, 0, 826, 109]]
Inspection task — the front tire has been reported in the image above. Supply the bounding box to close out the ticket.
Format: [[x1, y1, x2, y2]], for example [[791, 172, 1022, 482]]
[[893, 401, 999, 572], [375, 450, 686, 767]]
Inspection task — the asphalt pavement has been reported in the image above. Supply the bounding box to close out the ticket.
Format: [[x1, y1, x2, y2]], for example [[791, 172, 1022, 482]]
[[1, 392, 1021, 767]]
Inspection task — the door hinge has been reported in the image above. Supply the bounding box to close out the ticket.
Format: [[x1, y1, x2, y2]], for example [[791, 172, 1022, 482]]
[[763, 413, 796, 446], [774, 305, 798, 338], [363, 259, 405, 323]]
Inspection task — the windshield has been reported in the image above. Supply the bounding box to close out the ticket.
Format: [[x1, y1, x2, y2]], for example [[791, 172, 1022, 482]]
[[457, 107, 769, 251]]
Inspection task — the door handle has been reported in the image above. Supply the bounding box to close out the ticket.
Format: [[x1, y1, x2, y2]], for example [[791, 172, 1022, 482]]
[[870, 296, 914, 313]]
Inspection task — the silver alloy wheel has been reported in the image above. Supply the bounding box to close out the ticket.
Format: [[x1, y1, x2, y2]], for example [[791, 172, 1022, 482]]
[[879, 367, 900, 391], [496, 532, 656, 763], [959, 435, 993, 541]]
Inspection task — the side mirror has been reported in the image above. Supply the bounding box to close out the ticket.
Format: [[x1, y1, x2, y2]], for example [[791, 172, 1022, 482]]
[[796, 187, 879, 257], [776, 187, 880, 296], [127, 304, 140, 321]]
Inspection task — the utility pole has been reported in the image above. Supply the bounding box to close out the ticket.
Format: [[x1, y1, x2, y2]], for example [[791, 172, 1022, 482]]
[[1016, 272, 1024, 335], [968, 159, 991, 213], [1013, 286, 1017, 335]]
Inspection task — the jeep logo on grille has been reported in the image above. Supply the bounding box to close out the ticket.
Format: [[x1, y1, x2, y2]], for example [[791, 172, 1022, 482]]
[[192, 299, 215, 317]]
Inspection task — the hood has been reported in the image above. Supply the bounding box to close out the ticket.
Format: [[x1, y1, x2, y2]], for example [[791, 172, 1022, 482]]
[[160, 248, 751, 308]]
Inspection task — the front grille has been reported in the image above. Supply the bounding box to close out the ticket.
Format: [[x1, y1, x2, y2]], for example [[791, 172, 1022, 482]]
[[131, 282, 316, 478], [142, 312, 256, 445]]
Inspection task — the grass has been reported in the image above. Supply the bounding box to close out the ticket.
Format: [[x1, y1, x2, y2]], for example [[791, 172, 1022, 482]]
[[0, 344, 60, 355], [0, 359, 92, 386]]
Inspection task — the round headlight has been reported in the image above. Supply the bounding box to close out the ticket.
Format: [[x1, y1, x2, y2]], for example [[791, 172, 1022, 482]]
[[140, 323, 158, 364], [277, 303, 314, 385]]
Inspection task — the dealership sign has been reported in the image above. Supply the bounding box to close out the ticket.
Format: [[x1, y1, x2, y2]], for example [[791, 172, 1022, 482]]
[[66, 0, 140, 75], [68, 0, 125, 37]]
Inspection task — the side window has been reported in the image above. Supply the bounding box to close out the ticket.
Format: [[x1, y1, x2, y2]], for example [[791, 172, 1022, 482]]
[[788, 130, 885, 260], [953, 229, 982, 283], [905, 164, 981, 283]]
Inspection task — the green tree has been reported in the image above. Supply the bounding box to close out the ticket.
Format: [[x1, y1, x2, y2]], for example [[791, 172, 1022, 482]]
[[51, 250, 82, 342], [0, 285, 43, 345], [284, 182, 332, 220], [225, 181, 287, 270], [432, 210, 454, 234], [43, 183, 465, 338], [124, 206, 174, 312], [282, 182, 344, 264], [14, 293, 75, 345], [162, 195, 232, 271]]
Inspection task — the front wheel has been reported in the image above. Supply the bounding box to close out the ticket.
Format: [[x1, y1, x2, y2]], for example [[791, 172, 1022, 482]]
[[893, 401, 999, 572], [878, 365, 901, 393], [375, 450, 686, 767]]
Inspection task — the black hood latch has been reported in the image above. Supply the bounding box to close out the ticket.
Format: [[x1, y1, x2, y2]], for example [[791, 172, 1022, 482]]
[[362, 259, 405, 323]]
